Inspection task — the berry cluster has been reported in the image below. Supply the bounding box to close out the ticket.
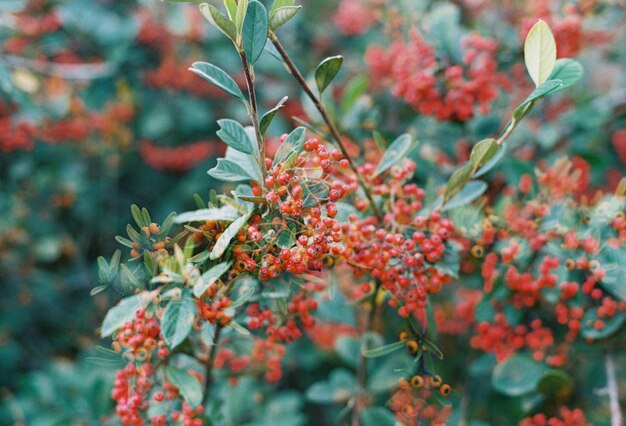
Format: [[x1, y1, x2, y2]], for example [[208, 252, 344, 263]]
[[366, 31, 508, 121], [391, 374, 453, 426], [520, 407, 591, 426], [139, 140, 222, 172]]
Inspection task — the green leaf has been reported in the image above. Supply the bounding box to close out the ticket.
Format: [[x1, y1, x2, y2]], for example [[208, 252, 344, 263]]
[[242, 0, 268, 65], [302, 181, 329, 208], [374, 133, 413, 176], [216, 119, 254, 154], [443, 180, 488, 211], [199, 3, 237, 40], [165, 367, 203, 408], [444, 163, 473, 202], [174, 206, 240, 223], [229, 320, 251, 335], [208, 158, 256, 182], [259, 96, 287, 135], [537, 370, 573, 399], [360, 407, 397, 426], [315, 55, 343, 94], [269, 0, 294, 14], [131, 204, 147, 228], [224, 0, 237, 19], [524, 19, 556, 87], [270, 6, 301, 31], [361, 340, 406, 358], [161, 290, 197, 348], [469, 138, 498, 169], [101, 293, 148, 337], [492, 354, 547, 396], [210, 211, 253, 260], [225, 147, 263, 182], [548, 58, 583, 90], [196, 261, 233, 297], [189, 62, 244, 100], [229, 284, 256, 309], [235, 0, 248, 34], [513, 79, 564, 119], [273, 127, 306, 166], [581, 309, 626, 340]]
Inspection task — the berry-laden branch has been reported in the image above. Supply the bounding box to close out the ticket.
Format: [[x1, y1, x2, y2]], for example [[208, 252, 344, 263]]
[[268, 32, 383, 223]]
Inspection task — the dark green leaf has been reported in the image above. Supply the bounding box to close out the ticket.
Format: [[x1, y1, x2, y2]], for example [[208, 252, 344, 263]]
[[548, 58, 583, 90], [208, 158, 255, 182], [259, 96, 287, 135], [217, 119, 254, 154], [537, 370, 573, 399], [189, 62, 245, 100], [101, 293, 148, 337], [374, 133, 413, 176], [162, 290, 197, 348], [242, 1, 268, 65], [165, 367, 203, 408], [315, 55, 343, 94], [492, 354, 546, 396], [444, 163, 473, 202]]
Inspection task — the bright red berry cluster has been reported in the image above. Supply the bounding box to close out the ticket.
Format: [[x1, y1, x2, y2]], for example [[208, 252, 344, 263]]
[[366, 30, 508, 121]]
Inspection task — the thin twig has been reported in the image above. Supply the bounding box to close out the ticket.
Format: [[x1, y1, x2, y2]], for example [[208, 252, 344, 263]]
[[238, 51, 268, 180], [351, 279, 383, 426], [269, 33, 383, 223], [605, 351, 623, 426], [201, 325, 223, 405]]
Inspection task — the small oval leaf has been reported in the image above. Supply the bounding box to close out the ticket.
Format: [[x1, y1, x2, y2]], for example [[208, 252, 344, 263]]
[[524, 19, 557, 87], [189, 62, 244, 100], [315, 56, 343, 94], [242, 0, 269, 65]]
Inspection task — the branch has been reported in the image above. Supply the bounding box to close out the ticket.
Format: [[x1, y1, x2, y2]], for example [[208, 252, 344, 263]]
[[605, 351, 623, 426], [201, 325, 223, 405], [238, 51, 268, 180], [269, 33, 383, 223], [3, 54, 114, 79]]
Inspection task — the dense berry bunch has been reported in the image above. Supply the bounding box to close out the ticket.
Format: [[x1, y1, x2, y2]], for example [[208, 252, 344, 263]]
[[391, 374, 453, 426], [139, 140, 222, 172], [366, 31, 508, 121], [342, 161, 455, 324], [466, 159, 626, 365], [519, 407, 591, 426]]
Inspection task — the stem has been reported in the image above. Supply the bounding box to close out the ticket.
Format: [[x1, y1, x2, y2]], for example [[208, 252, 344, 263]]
[[238, 50, 267, 180], [605, 351, 623, 426], [351, 280, 383, 426], [201, 325, 223, 405], [269, 33, 383, 223]]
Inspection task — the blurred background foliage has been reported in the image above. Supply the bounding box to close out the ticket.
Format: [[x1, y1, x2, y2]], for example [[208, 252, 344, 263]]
[[0, 0, 625, 424]]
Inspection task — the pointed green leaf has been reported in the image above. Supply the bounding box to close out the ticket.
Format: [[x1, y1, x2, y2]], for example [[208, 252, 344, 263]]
[[374, 133, 414, 176], [216, 119, 254, 154], [165, 367, 203, 408], [524, 19, 557, 87], [270, 5, 301, 30], [242, 0, 268, 65], [444, 163, 473, 202], [199, 3, 237, 40], [161, 290, 197, 348], [443, 180, 488, 211], [189, 62, 244, 100], [315, 55, 343, 94], [208, 159, 255, 182], [259, 96, 287, 135]]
